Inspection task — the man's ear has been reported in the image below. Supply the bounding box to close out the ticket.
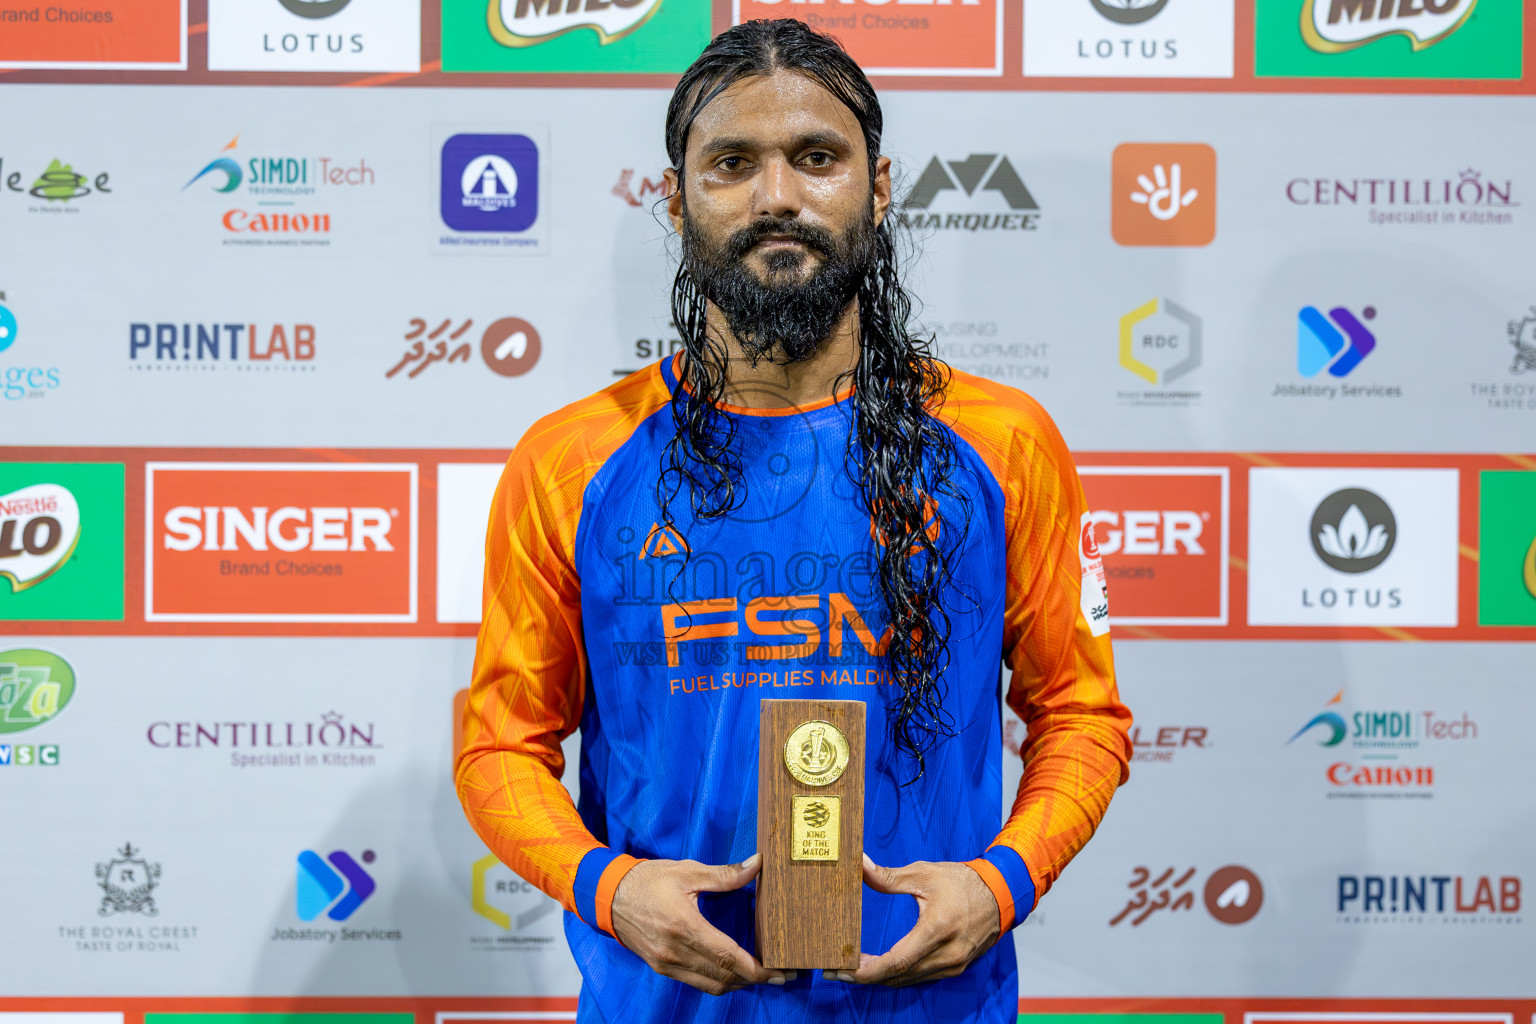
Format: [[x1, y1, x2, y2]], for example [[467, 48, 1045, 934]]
[[664, 168, 683, 234], [872, 155, 892, 229]]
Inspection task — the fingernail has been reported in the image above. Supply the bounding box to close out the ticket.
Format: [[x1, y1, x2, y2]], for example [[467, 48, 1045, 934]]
[[767, 976, 785, 986], [784, 971, 798, 981], [862, 853, 874, 869], [836, 972, 857, 983]]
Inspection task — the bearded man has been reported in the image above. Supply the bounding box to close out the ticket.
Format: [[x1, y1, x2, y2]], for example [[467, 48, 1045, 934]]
[[456, 20, 1132, 1024]]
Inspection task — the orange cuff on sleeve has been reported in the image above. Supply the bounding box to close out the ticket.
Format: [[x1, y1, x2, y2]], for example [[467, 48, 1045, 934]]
[[966, 857, 1015, 934], [595, 853, 645, 941]]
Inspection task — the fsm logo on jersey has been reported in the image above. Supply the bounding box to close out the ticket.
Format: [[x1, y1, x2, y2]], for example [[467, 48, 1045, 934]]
[[437, 132, 547, 255], [145, 462, 418, 623], [1247, 467, 1459, 627]]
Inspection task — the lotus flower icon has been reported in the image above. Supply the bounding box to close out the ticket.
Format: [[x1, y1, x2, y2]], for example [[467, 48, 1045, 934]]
[[1317, 505, 1390, 563], [1309, 488, 1396, 574]]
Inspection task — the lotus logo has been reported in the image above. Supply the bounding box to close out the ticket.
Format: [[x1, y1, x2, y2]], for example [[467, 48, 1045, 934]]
[[0, 483, 81, 592], [279, 0, 354, 16], [1310, 487, 1395, 574], [1090, 0, 1170, 25], [487, 0, 663, 47], [1302, 0, 1475, 53]]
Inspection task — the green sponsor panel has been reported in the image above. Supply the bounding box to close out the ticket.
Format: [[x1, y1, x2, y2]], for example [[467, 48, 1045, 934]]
[[0, 462, 124, 621], [442, 0, 712, 73], [1478, 470, 1536, 626], [1255, 0, 1522, 80], [1020, 1016, 1225, 1024]]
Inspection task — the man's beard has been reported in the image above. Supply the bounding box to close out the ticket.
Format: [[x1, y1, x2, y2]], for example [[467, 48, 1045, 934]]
[[681, 203, 879, 365]]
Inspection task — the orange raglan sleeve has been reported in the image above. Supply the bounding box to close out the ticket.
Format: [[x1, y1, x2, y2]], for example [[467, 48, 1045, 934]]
[[453, 392, 656, 940], [947, 375, 1133, 934]]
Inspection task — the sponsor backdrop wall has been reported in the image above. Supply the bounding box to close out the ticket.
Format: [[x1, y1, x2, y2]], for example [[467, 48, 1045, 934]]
[[2, 0, 1534, 1020]]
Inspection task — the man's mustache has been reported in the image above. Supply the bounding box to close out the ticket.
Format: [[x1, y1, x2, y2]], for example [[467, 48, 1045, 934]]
[[721, 217, 837, 262]]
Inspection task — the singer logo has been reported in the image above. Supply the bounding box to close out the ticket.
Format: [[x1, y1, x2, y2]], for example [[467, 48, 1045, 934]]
[[146, 462, 417, 623], [1112, 143, 1217, 247], [1079, 467, 1229, 625]]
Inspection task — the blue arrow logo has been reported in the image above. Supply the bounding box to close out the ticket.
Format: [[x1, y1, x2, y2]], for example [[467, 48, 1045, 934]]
[[296, 849, 376, 921]]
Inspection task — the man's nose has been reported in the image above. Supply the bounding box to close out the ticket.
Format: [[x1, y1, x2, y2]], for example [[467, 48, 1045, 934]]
[[752, 153, 804, 220]]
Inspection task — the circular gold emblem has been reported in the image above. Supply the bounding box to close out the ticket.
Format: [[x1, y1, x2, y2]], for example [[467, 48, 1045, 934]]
[[783, 720, 850, 787]]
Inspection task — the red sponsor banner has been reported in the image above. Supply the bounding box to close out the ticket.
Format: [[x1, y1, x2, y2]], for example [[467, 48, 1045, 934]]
[[732, 0, 1002, 76], [145, 462, 417, 623], [1080, 467, 1229, 626], [0, 0, 186, 69]]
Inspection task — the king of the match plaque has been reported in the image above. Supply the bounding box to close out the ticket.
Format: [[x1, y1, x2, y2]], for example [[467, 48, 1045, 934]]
[[755, 699, 865, 970]]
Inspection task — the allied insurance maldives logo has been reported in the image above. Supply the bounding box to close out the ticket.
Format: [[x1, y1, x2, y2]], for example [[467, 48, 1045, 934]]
[[144, 463, 417, 623]]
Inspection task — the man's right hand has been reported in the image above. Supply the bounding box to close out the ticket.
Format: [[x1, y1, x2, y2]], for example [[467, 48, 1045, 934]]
[[610, 852, 797, 996]]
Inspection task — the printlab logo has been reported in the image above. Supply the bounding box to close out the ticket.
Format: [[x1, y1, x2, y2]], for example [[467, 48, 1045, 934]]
[[1337, 872, 1522, 924], [1111, 143, 1215, 246], [487, 0, 662, 46], [297, 849, 376, 921], [1299, 305, 1376, 378], [128, 321, 318, 371], [896, 154, 1041, 233], [470, 853, 561, 950], [1117, 298, 1201, 405], [1285, 168, 1515, 227], [0, 156, 112, 211], [97, 843, 161, 916], [1110, 864, 1263, 926], [613, 168, 670, 208], [385, 317, 541, 379], [1301, 0, 1475, 54], [1310, 488, 1396, 573]]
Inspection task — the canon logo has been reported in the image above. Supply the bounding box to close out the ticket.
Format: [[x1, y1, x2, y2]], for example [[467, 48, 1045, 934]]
[[162, 506, 394, 553], [1088, 510, 1205, 556]]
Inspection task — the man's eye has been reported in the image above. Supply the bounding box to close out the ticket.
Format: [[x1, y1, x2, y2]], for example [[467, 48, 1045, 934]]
[[803, 152, 834, 167], [718, 156, 746, 171]]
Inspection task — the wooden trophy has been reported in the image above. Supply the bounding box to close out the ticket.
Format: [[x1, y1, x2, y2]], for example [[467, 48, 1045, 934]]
[[755, 698, 865, 970]]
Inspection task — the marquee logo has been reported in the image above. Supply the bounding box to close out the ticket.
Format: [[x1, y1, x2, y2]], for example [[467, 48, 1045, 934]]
[[1092, 0, 1169, 25], [146, 462, 418, 623], [1112, 143, 1216, 246], [1079, 467, 1229, 625], [297, 849, 376, 921], [487, 0, 662, 46], [897, 154, 1040, 233], [1302, 0, 1477, 53], [0, 484, 80, 593]]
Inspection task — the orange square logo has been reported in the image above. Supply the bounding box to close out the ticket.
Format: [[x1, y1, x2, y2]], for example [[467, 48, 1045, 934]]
[[732, 0, 1001, 76], [146, 462, 417, 623], [0, 0, 185, 69], [1079, 467, 1228, 625], [1112, 143, 1217, 247]]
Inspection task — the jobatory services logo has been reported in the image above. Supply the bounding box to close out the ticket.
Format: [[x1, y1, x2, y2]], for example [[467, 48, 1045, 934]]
[[207, 0, 421, 72], [1336, 872, 1521, 924], [146, 710, 380, 769], [0, 0, 186, 69], [385, 317, 542, 379], [0, 155, 113, 214], [1023, 0, 1234, 78], [470, 852, 562, 951], [1247, 467, 1459, 627], [1276, 304, 1401, 401], [145, 462, 418, 623], [897, 154, 1041, 233], [1477, 471, 1536, 626], [1111, 143, 1215, 246], [0, 463, 125, 622], [181, 134, 375, 248], [1118, 298, 1202, 405], [0, 647, 75, 768], [128, 320, 318, 372], [1110, 864, 1264, 927], [735, 0, 1003, 76], [1287, 687, 1476, 798], [1285, 168, 1516, 227], [276, 848, 401, 942], [1256, 0, 1519, 79], [1079, 467, 1229, 625], [437, 132, 547, 254], [443, 0, 709, 73]]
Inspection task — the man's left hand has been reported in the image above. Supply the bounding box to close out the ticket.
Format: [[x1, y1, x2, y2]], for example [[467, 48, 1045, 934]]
[[837, 854, 1001, 987]]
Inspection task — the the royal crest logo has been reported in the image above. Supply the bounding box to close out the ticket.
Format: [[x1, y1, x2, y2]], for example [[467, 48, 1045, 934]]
[[1508, 307, 1536, 376], [1301, 0, 1476, 53], [96, 843, 162, 917], [486, 0, 662, 46], [0, 484, 81, 593]]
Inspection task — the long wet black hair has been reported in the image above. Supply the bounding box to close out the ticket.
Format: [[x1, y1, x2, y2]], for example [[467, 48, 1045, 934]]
[[657, 20, 969, 780]]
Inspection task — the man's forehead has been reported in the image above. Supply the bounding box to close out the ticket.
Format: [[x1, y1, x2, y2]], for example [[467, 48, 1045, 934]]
[[684, 70, 864, 157]]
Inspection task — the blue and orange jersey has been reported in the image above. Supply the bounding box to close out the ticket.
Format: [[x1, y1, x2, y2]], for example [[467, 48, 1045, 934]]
[[456, 355, 1132, 1023]]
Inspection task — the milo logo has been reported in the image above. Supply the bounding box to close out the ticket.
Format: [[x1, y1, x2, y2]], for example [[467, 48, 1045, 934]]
[[0, 648, 76, 733], [0, 483, 81, 592]]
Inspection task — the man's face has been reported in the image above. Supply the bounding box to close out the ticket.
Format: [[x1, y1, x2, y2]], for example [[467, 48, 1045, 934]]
[[667, 70, 893, 363]]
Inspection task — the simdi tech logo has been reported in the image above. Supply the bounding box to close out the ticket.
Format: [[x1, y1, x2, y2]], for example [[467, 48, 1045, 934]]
[[207, 0, 422, 73], [1022, 0, 1235, 79], [735, 0, 1003, 77], [145, 462, 418, 623], [442, 0, 710, 73], [0, 648, 76, 768], [1112, 143, 1215, 246], [1079, 467, 1229, 625], [1478, 471, 1536, 626], [1247, 467, 1459, 627], [1287, 687, 1476, 798], [1255, 0, 1521, 79], [0, 463, 125, 622]]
